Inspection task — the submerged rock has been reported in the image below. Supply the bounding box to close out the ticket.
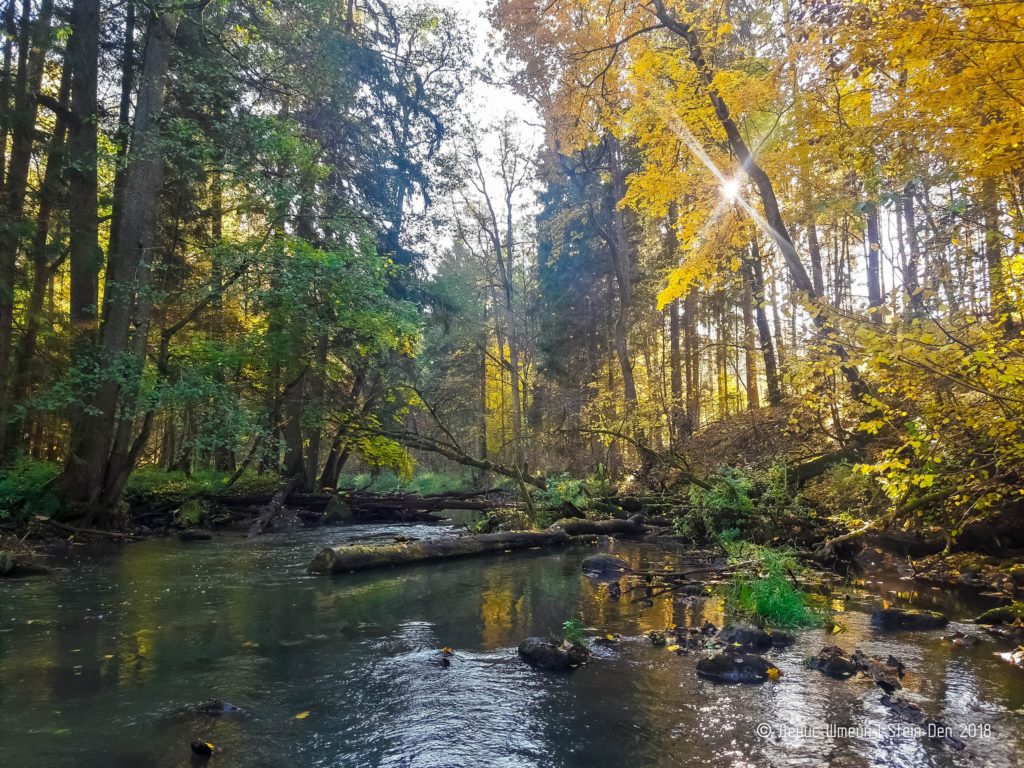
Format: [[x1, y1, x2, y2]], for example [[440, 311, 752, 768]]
[[805, 646, 860, 679], [696, 652, 781, 684], [880, 694, 966, 751], [178, 530, 214, 542], [944, 630, 982, 647], [518, 637, 589, 671], [581, 554, 628, 578], [870, 607, 948, 631], [189, 699, 241, 716], [806, 646, 905, 691]]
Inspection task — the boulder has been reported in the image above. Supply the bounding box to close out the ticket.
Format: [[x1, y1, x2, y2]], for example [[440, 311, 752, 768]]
[[696, 652, 781, 684], [870, 607, 948, 631], [581, 553, 629, 578], [517, 637, 589, 671]]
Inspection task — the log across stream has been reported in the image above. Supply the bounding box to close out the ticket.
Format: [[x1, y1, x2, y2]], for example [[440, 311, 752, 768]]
[[308, 516, 648, 574]]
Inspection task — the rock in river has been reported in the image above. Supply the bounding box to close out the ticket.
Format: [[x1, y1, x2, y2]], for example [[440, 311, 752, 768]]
[[805, 646, 860, 679], [870, 607, 948, 631], [518, 637, 590, 671], [696, 653, 781, 684], [717, 624, 794, 652], [581, 554, 628, 579]]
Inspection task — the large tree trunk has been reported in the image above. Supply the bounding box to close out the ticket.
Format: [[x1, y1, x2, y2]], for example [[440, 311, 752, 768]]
[[606, 134, 638, 410], [59, 9, 180, 515]]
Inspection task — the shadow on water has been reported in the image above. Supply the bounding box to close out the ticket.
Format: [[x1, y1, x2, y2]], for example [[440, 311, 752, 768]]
[[1, 523, 1023, 767]]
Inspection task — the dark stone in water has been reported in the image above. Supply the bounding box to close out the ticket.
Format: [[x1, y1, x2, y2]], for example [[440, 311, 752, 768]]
[[581, 554, 628, 578], [806, 646, 860, 679], [870, 607, 948, 631], [696, 652, 781, 684], [880, 694, 966, 751], [944, 631, 982, 647], [518, 637, 589, 671], [607, 581, 621, 600], [178, 530, 214, 542], [717, 624, 772, 652], [190, 699, 241, 716], [769, 630, 796, 649], [190, 740, 215, 757], [806, 646, 905, 691]]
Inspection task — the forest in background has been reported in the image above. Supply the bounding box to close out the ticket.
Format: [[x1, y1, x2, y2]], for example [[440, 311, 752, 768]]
[[0, 0, 1021, 551]]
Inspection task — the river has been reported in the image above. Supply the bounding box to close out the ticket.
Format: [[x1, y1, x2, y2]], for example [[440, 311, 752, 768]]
[[1, 521, 1022, 767]]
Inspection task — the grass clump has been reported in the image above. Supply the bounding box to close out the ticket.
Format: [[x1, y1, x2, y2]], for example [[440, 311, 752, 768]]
[[722, 536, 823, 628]]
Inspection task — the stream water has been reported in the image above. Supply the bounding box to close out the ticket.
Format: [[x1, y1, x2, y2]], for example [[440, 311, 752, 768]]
[[1, 521, 1023, 767]]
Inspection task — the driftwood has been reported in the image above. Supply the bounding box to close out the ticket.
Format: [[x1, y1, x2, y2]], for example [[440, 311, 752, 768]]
[[310, 514, 653, 574], [248, 476, 300, 537], [309, 530, 573, 573]]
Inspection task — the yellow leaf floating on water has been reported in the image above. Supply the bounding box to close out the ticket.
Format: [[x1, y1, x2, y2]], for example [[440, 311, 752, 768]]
[[294, 711, 310, 719], [666, 644, 681, 652], [605, 634, 617, 641], [766, 667, 782, 680]]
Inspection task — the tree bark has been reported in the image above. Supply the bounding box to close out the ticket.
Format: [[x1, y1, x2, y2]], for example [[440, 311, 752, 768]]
[[60, 9, 180, 514]]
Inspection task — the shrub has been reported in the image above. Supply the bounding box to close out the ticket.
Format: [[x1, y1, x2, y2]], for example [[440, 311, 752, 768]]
[[0, 458, 61, 521]]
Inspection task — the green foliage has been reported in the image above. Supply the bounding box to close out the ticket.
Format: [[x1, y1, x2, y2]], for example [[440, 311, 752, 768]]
[[721, 539, 822, 628], [561, 618, 585, 645], [0, 458, 61, 521], [539, 474, 591, 511], [125, 468, 279, 499], [679, 467, 755, 541]]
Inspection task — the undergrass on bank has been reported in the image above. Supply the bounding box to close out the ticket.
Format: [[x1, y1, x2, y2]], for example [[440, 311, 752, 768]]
[[336, 470, 486, 495]]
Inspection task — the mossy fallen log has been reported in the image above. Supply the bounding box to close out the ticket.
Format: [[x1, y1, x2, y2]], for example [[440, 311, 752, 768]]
[[309, 513, 650, 575], [309, 530, 573, 574]]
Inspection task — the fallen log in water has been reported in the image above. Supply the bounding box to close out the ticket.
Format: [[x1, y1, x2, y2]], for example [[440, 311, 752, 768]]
[[309, 514, 651, 574], [309, 530, 573, 573]]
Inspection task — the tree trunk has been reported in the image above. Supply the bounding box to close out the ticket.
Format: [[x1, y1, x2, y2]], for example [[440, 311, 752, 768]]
[[865, 203, 883, 323], [746, 242, 782, 406], [740, 264, 760, 409], [59, 9, 180, 515]]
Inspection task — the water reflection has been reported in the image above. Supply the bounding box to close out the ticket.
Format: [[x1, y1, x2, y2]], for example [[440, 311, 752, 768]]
[[0, 527, 1022, 767]]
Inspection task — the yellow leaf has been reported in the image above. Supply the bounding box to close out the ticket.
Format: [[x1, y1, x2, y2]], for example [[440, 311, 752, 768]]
[[294, 711, 310, 720]]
